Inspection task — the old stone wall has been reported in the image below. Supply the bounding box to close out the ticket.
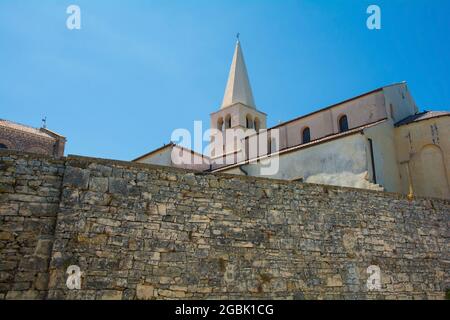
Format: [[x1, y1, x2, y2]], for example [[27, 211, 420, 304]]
[[0, 151, 65, 299], [0, 150, 449, 299], [0, 124, 63, 157]]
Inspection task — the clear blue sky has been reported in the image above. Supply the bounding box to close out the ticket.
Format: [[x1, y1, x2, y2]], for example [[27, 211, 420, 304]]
[[1, 0, 449, 160]]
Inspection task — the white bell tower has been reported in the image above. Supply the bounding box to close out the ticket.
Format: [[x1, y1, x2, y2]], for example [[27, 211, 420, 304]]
[[210, 39, 267, 160]]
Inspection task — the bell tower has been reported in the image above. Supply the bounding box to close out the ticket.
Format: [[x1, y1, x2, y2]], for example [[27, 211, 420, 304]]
[[210, 39, 267, 160]]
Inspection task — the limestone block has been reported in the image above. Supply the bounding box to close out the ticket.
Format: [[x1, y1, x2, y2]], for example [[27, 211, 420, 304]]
[[136, 284, 155, 300], [63, 167, 90, 189], [89, 177, 109, 193], [99, 290, 123, 300], [326, 274, 343, 287], [108, 178, 128, 195]]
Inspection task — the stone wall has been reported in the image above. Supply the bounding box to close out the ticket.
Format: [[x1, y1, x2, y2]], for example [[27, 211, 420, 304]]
[[0, 151, 65, 299], [1, 150, 449, 299], [0, 123, 65, 157]]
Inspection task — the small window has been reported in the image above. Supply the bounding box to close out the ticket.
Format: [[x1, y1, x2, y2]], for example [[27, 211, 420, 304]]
[[390, 104, 395, 120], [267, 134, 276, 154], [217, 118, 224, 131], [338, 115, 348, 133], [254, 117, 260, 132], [302, 127, 311, 144], [0, 143, 7, 149], [225, 115, 232, 129], [246, 114, 253, 129]]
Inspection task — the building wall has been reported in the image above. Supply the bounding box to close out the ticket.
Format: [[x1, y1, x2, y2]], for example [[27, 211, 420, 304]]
[[210, 103, 267, 158], [209, 84, 413, 181], [0, 150, 448, 300], [218, 115, 450, 199], [283, 111, 333, 149], [382, 83, 418, 123], [395, 117, 450, 199], [171, 146, 210, 171], [218, 133, 382, 189], [136, 146, 210, 172], [272, 89, 388, 152], [136, 147, 173, 167], [210, 103, 267, 132], [363, 121, 402, 193], [0, 125, 65, 157], [216, 83, 426, 196]]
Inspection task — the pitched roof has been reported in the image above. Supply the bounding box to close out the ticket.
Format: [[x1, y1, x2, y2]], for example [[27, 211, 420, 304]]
[[395, 110, 450, 127], [132, 142, 175, 162], [221, 40, 256, 109], [132, 142, 209, 162], [0, 119, 62, 140]]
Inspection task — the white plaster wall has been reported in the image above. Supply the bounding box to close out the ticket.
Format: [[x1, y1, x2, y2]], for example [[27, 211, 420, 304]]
[[171, 146, 210, 171], [329, 90, 387, 133], [395, 116, 450, 199], [210, 103, 266, 131], [210, 103, 267, 158], [221, 133, 381, 190], [363, 122, 402, 193], [284, 111, 333, 149], [273, 90, 387, 152], [382, 83, 418, 123], [137, 146, 210, 171], [137, 148, 173, 166]]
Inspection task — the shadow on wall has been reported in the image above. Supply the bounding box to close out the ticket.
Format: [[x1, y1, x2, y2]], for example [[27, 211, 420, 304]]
[[305, 171, 383, 191]]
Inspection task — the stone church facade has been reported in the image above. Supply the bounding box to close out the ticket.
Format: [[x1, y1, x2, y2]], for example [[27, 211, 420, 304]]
[[0, 119, 66, 158], [135, 40, 450, 200]]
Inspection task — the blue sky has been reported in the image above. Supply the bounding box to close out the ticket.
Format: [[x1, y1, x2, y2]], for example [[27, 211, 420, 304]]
[[1, 0, 449, 160]]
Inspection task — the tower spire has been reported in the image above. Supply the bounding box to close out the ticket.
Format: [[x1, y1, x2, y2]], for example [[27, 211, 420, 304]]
[[221, 38, 256, 109]]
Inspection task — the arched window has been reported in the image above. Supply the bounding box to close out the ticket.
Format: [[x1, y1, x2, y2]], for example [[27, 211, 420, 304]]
[[225, 114, 232, 129], [217, 117, 224, 132], [0, 143, 8, 149], [338, 115, 348, 133], [302, 127, 311, 144], [246, 114, 253, 129], [254, 117, 260, 132]]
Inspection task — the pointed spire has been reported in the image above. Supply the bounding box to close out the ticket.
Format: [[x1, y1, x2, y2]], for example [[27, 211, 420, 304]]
[[221, 39, 256, 109]]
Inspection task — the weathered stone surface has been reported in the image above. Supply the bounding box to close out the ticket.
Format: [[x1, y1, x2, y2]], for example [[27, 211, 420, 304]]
[[0, 232, 14, 241], [99, 290, 123, 300], [1, 151, 449, 300], [63, 167, 89, 189], [5, 290, 42, 300], [0, 183, 14, 193], [108, 178, 128, 195], [34, 239, 53, 257], [35, 273, 49, 291], [326, 274, 343, 287], [136, 284, 155, 300], [89, 177, 109, 193]]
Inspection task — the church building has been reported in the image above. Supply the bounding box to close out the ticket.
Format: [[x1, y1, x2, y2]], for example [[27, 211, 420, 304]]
[[0, 119, 66, 158], [134, 40, 450, 200]]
